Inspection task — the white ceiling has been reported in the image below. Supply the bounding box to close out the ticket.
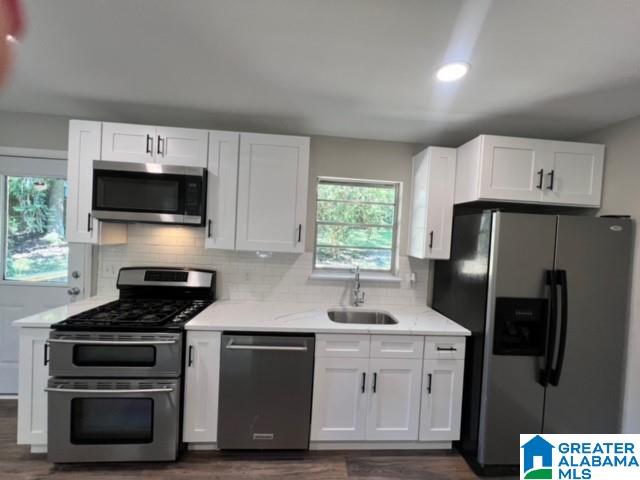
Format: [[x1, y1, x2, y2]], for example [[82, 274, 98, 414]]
[[2, 0, 640, 144]]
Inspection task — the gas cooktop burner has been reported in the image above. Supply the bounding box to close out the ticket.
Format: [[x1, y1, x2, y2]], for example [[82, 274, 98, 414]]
[[54, 298, 212, 330]]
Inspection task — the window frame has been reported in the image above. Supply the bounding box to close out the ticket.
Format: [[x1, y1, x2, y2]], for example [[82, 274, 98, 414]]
[[312, 176, 401, 275]]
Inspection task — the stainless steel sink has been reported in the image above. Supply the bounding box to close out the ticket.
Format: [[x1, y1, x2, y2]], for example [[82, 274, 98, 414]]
[[327, 309, 398, 325]]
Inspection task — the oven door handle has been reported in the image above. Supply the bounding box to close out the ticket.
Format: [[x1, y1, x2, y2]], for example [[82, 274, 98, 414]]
[[226, 340, 307, 352], [44, 387, 175, 394], [46, 339, 178, 345]]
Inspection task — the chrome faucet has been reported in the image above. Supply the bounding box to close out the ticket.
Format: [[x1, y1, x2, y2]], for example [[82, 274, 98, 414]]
[[351, 266, 365, 307]]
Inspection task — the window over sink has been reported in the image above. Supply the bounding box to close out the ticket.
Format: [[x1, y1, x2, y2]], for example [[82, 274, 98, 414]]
[[314, 177, 399, 273]]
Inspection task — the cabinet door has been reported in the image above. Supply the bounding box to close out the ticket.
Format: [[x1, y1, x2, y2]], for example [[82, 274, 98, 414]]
[[543, 141, 604, 207], [156, 126, 208, 167], [235, 133, 309, 253], [419, 359, 464, 441], [183, 331, 221, 443], [67, 120, 101, 243], [205, 131, 240, 250], [17, 328, 49, 446], [366, 358, 422, 441], [478, 136, 546, 202], [101, 122, 155, 163], [310, 357, 369, 441]]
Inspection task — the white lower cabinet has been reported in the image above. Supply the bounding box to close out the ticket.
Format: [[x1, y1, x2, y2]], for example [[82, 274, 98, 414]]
[[419, 358, 464, 441], [17, 328, 49, 447], [310, 357, 369, 441], [311, 334, 465, 445], [182, 331, 221, 443], [366, 358, 422, 441]]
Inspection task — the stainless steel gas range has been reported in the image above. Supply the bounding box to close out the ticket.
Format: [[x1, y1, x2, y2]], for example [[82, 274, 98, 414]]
[[46, 267, 216, 463]]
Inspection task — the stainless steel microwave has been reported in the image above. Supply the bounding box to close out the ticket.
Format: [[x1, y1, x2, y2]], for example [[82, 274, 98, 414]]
[[91, 160, 207, 225]]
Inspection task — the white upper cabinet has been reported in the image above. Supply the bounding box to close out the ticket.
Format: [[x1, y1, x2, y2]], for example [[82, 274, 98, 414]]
[[366, 358, 422, 441], [155, 126, 208, 167], [101, 122, 208, 167], [455, 135, 604, 207], [101, 122, 155, 163], [543, 140, 604, 206], [67, 120, 127, 244], [408, 147, 456, 259], [235, 133, 310, 253], [205, 131, 240, 250]]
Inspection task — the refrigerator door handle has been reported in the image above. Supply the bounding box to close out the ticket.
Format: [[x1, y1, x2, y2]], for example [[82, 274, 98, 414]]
[[539, 269, 558, 387], [550, 270, 568, 386]]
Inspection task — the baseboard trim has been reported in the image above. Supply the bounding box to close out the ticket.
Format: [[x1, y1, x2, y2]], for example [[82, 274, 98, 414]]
[[30, 445, 47, 454], [0, 395, 17, 400], [309, 441, 452, 450], [187, 443, 218, 451]]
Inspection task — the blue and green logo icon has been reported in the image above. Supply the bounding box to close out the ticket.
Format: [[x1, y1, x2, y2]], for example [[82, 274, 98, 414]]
[[521, 435, 554, 479]]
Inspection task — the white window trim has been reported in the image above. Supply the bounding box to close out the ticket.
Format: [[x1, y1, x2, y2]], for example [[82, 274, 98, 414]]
[[312, 176, 402, 279]]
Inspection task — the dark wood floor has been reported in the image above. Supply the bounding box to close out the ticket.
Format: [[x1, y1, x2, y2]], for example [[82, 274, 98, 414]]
[[0, 400, 513, 480]]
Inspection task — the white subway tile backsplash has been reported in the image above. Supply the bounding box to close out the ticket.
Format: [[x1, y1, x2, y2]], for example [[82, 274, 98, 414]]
[[96, 225, 428, 305]]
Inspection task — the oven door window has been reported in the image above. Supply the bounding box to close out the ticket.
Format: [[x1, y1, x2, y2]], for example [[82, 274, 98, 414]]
[[71, 398, 154, 444], [73, 345, 156, 367], [93, 171, 184, 213]]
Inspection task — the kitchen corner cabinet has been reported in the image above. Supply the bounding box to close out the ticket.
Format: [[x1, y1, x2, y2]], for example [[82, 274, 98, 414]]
[[101, 122, 208, 167], [235, 133, 310, 253], [16, 327, 49, 448], [66, 120, 127, 245], [408, 147, 456, 260], [455, 135, 604, 207], [204, 131, 240, 250], [182, 331, 221, 444]]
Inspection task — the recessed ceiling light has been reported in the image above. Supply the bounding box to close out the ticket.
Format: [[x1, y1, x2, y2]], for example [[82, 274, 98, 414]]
[[436, 62, 470, 82], [6, 34, 17, 44]]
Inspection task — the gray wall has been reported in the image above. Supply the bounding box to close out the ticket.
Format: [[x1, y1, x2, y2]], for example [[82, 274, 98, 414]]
[[578, 115, 640, 433], [0, 111, 69, 150]]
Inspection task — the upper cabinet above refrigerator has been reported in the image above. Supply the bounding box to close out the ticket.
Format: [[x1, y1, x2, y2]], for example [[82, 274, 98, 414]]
[[454, 135, 604, 207], [101, 122, 208, 167]]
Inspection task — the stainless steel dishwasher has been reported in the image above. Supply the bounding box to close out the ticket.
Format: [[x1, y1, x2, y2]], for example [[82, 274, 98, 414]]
[[218, 333, 315, 449]]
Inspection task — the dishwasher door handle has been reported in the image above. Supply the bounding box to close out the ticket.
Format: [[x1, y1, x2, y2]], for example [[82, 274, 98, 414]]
[[225, 339, 308, 352]]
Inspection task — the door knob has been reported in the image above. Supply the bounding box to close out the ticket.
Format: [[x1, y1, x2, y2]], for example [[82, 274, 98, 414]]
[[67, 287, 81, 296], [71, 271, 81, 279]]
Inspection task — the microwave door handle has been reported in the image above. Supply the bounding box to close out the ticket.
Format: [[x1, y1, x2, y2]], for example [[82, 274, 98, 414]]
[[45, 387, 175, 394], [46, 339, 178, 345]]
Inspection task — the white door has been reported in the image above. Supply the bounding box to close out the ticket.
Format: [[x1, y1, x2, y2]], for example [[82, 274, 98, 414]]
[[366, 358, 422, 441], [101, 122, 155, 163], [155, 126, 208, 167], [205, 131, 239, 250], [16, 327, 49, 445], [0, 153, 89, 394], [419, 358, 464, 441], [478, 136, 546, 203], [543, 141, 604, 207], [310, 357, 369, 441], [183, 331, 221, 443], [424, 148, 456, 259], [235, 133, 309, 253]]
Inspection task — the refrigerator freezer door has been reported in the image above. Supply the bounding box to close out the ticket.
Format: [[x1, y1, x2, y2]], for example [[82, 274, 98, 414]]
[[543, 216, 631, 434], [478, 212, 557, 466]]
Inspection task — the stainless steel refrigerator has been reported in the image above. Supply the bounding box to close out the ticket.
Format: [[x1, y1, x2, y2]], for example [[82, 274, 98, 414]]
[[432, 211, 632, 475]]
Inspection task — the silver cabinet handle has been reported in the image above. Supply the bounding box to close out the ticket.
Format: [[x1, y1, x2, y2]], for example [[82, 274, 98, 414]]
[[226, 340, 307, 351], [47, 339, 177, 345], [45, 387, 174, 394]]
